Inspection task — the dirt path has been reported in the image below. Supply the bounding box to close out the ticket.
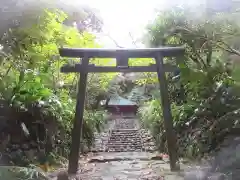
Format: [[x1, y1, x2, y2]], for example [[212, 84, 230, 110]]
[[50, 152, 185, 180]]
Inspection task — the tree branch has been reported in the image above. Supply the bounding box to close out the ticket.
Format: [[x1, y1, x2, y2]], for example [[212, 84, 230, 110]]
[[217, 41, 240, 57], [102, 32, 124, 48], [128, 32, 138, 48]]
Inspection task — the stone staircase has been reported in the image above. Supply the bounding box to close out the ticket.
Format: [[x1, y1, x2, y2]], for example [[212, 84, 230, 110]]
[[92, 115, 156, 152], [107, 129, 142, 152]]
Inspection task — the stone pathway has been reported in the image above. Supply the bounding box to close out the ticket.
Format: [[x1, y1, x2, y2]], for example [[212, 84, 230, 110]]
[[49, 152, 185, 180], [75, 152, 185, 180]]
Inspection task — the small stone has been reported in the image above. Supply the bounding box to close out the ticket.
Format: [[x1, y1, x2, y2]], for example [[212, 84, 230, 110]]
[[22, 144, 29, 149], [207, 173, 226, 180], [24, 150, 36, 160], [151, 155, 163, 160]]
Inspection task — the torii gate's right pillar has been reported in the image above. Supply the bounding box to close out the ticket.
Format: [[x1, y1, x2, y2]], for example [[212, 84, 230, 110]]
[[155, 53, 179, 171]]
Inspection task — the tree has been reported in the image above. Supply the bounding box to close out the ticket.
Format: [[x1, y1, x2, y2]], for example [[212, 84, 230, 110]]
[[139, 5, 240, 158], [0, 0, 103, 36], [0, 8, 109, 167]]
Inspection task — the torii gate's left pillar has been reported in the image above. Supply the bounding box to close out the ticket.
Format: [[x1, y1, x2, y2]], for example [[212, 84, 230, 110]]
[[68, 56, 89, 174]]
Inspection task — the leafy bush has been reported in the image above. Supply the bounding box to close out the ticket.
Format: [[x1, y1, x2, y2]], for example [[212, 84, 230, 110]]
[[0, 8, 109, 167], [138, 6, 240, 158]]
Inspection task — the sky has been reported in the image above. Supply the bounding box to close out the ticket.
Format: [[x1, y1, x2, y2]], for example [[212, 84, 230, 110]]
[[2, 0, 221, 48], [77, 0, 204, 48], [1, 0, 200, 48], [83, 0, 162, 48]]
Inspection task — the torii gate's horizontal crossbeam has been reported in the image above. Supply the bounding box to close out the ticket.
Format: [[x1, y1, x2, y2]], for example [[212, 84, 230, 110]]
[[61, 64, 177, 73], [59, 47, 184, 58]]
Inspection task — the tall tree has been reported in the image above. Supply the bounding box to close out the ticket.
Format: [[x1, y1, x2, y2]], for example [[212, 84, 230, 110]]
[[0, 0, 103, 36]]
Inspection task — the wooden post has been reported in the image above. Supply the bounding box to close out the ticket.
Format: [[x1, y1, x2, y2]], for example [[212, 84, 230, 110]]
[[116, 53, 128, 67], [68, 56, 89, 174], [155, 53, 179, 171]]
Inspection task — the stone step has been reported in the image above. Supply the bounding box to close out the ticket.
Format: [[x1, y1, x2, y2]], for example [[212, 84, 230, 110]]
[[108, 141, 142, 144], [107, 143, 142, 147], [110, 134, 140, 137], [109, 137, 141, 141], [107, 146, 142, 150], [106, 148, 144, 152], [110, 136, 140, 138], [109, 138, 140, 141], [107, 142, 142, 146], [107, 149, 142, 152], [110, 134, 139, 136], [107, 149, 142, 151], [110, 133, 140, 135], [108, 140, 141, 143], [110, 133, 140, 136], [111, 130, 139, 133], [107, 147, 143, 151], [108, 138, 141, 141], [110, 139, 140, 141], [110, 135, 140, 137], [114, 125, 136, 127], [111, 132, 139, 134], [111, 129, 139, 132]]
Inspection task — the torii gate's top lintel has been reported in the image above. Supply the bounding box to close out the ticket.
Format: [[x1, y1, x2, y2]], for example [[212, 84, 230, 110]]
[[59, 47, 184, 58]]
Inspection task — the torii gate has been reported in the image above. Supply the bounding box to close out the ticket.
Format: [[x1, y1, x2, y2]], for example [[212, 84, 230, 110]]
[[58, 47, 184, 174]]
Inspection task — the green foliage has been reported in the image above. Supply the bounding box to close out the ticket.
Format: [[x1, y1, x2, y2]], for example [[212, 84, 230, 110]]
[[0, 166, 48, 180], [139, 6, 240, 158], [138, 100, 164, 150], [0, 8, 110, 168]]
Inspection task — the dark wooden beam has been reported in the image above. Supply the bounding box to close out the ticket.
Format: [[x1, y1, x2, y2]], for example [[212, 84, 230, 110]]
[[116, 53, 129, 67], [59, 47, 184, 58], [60, 64, 177, 73], [68, 57, 89, 174], [155, 53, 179, 171]]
